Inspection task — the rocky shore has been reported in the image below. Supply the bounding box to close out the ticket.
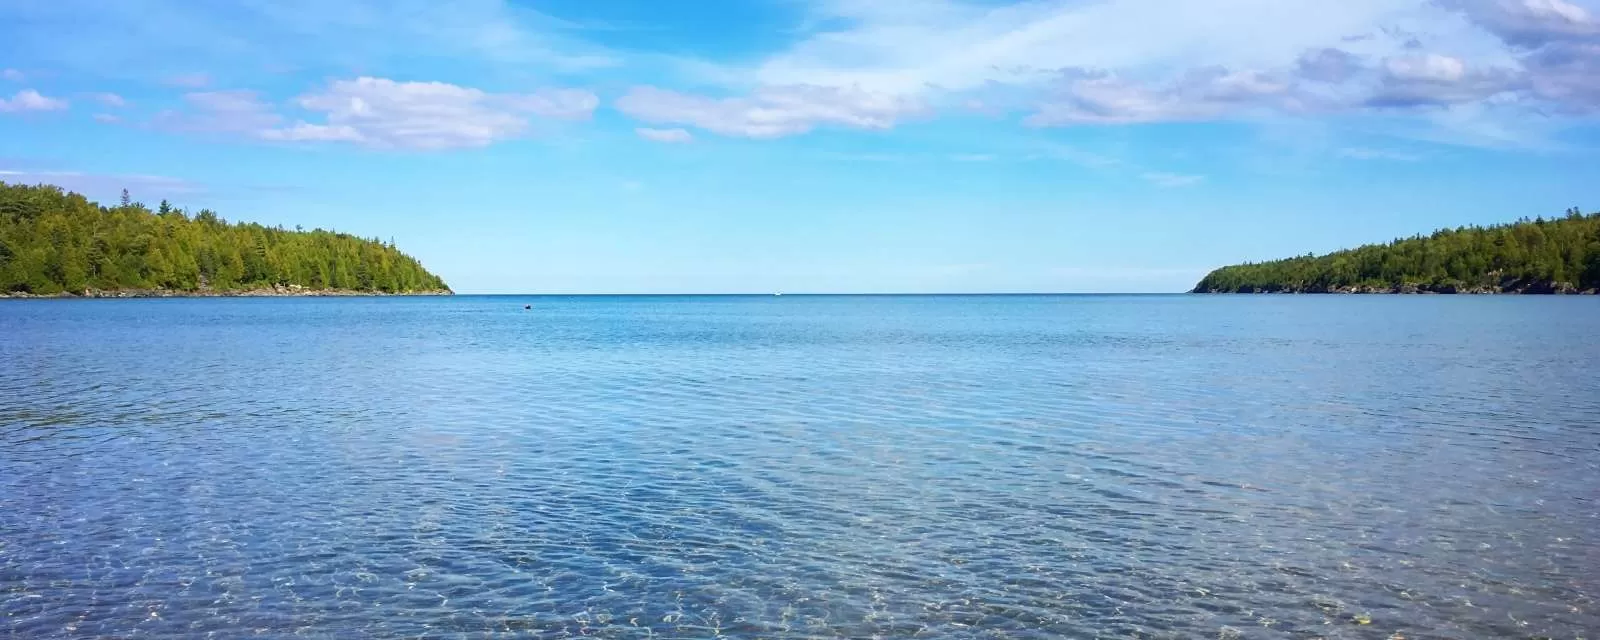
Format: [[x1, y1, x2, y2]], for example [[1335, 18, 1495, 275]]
[[1198, 281, 1597, 295], [1, 283, 453, 298]]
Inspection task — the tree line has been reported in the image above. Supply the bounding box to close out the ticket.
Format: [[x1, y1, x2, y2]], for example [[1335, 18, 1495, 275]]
[[0, 182, 449, 295], [1194, 208, 1600, 293]]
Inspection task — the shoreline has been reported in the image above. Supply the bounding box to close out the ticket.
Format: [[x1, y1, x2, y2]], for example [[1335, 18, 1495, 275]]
[[1195, 290, 1598, 295], [1, 286, 453, 299], [1193, 285, 1598, 295]]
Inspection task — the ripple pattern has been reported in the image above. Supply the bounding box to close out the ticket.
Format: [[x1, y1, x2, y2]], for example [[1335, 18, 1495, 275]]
[[2, 295, 1598, 638]]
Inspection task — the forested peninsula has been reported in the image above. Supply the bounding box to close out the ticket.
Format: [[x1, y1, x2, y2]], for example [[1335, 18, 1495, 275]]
[[1193, 209, 1600, 294], [0, 183, 449, 297]]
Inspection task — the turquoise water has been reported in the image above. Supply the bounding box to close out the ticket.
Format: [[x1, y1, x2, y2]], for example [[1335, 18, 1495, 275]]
[[2, 295, 1597, 638]]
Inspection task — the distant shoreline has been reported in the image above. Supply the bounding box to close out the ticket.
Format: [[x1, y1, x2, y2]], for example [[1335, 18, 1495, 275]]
[[1194, 282, 1597, 295], [1191, 210, 1600, 295], [1, 286, 453, 299]]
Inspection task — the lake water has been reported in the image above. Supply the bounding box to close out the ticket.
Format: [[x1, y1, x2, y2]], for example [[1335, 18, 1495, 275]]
[[2, 295, 1597, 638]]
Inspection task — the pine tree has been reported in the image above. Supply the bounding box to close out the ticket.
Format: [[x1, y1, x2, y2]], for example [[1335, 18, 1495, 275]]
[[0, 182, 449, 295], [1194, 209, 1600, 293]]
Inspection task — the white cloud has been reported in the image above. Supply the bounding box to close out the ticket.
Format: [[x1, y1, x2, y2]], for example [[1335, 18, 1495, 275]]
[[151, 78, 596, 150], [635, 127, 694, 143], [1, 69, 22, 82], [91, 92, 127, 107], [503, 88, 601, 119], [749, 0, 1450, 95], [267, 77, 597, 149], [624, 0, 1600, 145], [1141, 172, 1205, 188], [616, 84, 927, 138], [1445, 0, 1600, 47], [93, 113, 121, 123], [1367, 53, 1522, 106], [1386, 53, 1469, 82], [0, 89, 69, 112], [1440, 0, 1600, 113], [1027, 68, 1299, 125], [259, 122, 364, 143]]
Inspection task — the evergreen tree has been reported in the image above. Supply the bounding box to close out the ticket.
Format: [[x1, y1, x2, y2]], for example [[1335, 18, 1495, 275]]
[[0, 182, 450, 295], [1194, 210, 1600, 293]]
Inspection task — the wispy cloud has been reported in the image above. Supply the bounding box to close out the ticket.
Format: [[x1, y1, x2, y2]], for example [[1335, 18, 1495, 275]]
[[1028, 69, 1299, 126], [153, 78, 597, 150], [617, 85, 927, 139], [8, 0, 1600, 151], [622, 0, 1600, 147], [0, 89, 68, 113], [739, 0, 1457, 97], [153, 90, 282, 135], [1024, 143, 1123, 168], [0, 0, 623, 83], [93, 113, 121, 123], [0, 169, 202, 196], [165, 72, 212, 88], [1338, 146, 1421, 161], [1, 69, 22, 82], [1141, 172, 1205, 188], [635, 127, 694, 143], [266, 78, 597, 149], [90, 92, 128, 107]]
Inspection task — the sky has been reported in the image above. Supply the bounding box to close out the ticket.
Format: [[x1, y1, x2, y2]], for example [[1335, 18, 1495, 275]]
[[2, 0, 1598, 293]]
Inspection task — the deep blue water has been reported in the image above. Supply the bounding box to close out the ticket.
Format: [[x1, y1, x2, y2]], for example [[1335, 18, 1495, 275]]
[[2, 295, 1597, 638]]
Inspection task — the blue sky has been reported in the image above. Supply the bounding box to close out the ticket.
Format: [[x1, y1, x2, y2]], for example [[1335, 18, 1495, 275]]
[[2, 0, 1598, 293]]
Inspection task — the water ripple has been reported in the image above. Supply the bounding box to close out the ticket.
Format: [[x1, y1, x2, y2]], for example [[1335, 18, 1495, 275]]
[[2, 295, 1598, 638]]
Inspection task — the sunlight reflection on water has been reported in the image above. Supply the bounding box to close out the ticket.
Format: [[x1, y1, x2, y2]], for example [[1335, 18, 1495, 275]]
[[2, 295, 1597, 638]]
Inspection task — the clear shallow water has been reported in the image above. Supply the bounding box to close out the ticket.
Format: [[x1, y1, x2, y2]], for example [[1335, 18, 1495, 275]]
[[1, 295, 1597, 639]]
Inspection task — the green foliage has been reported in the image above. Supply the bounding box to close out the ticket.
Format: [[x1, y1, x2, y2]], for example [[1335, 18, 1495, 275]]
[[1194, 208, 1600, 293], [0, 182, 449, 295]]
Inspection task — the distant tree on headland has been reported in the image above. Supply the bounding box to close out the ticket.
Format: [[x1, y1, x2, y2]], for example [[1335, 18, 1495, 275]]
[[0, 182, 449, 295], [1193, 208, 1600, 294]]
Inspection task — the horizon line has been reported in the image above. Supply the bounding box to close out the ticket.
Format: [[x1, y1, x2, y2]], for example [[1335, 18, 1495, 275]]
[[451, 291, 1192, 296]]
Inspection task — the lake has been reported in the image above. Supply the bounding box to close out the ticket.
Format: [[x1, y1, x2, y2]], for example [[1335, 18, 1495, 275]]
[[2, 295, 1596, 638]]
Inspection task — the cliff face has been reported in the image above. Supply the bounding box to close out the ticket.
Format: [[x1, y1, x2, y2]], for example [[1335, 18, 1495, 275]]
[[1, 183, 450, 296], [1194, 210, 1600, 294]]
